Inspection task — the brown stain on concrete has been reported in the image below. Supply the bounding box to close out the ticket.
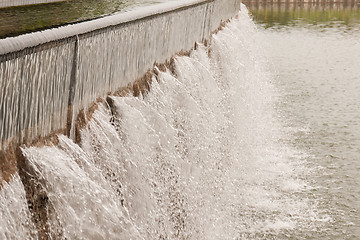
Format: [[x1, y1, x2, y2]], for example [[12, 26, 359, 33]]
[[113, 84, 133, 97], [0, 144, 17, 188], [133, 69, 153, 97], [212, 19, 231, 35], [207, 18, 233, 58], [73, 99, 102, 145]]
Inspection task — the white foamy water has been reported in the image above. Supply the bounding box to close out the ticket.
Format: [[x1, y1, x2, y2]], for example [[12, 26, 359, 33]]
[[1, 6, 326, 239]]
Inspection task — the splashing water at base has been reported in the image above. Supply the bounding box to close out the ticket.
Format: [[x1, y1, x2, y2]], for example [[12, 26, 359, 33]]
[[1, 6, 327, 239]]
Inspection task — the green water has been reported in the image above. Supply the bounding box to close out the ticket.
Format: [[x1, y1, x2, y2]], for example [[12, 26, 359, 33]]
[[0, 0, 165, 39], [245, 2, 360, 29]]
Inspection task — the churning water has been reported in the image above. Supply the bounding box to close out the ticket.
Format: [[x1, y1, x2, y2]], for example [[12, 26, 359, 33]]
[[0, 5, 351, 239]]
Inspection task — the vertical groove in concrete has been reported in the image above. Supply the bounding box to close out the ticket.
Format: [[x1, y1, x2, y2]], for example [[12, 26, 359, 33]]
[[67, 37, 79, 138]]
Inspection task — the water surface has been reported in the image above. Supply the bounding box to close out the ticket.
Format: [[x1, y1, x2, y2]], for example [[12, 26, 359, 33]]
[[246, 2, 360, 238]]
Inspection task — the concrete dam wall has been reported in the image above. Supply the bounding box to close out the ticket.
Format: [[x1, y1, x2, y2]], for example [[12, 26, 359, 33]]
[[0, 0, 240, 183]]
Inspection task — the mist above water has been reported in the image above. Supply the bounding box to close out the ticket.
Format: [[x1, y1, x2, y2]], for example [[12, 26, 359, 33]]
[[0, 7, 326, 239]]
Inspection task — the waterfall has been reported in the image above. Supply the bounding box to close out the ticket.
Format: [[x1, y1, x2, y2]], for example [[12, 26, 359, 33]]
[[0, 6, 322, 239]]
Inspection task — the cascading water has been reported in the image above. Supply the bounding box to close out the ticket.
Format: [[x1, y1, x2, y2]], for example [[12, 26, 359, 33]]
[[0, 6, 327, 239]]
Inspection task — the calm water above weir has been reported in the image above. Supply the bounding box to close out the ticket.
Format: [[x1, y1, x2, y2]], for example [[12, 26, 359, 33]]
[[0, 0, 173, 39], [246, 2, 360, 239]]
